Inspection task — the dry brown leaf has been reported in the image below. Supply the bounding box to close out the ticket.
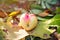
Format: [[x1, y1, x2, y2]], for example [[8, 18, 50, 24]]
[[0, 10, 7, 18]]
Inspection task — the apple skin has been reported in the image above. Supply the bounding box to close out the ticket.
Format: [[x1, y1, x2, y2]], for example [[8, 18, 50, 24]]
[[18, 13, 38, 31]]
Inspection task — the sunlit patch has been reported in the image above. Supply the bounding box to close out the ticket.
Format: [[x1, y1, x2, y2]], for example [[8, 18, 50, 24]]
[[46, 28, 56, 33], [44, 19, 54, 24], [14, 29, 29, 40]]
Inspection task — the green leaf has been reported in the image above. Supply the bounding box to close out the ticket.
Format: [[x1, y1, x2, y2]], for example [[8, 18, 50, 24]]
[[56, 7, 60, 14], [50, 19, 60, 26], [30, 9, 42, 14], [45, 3, 51, 9], [57, 27, 60, 33], [0, 29, 6, 40], [41, 1, 46, 9], [31, 14, 60, 39], [31, 21, 55, 39], [30, 4, 43, 10], [53, 14, 60, 19], [37, 17, 48, 21], [46, 0, 57, 4], [49, 14, 60, 33]]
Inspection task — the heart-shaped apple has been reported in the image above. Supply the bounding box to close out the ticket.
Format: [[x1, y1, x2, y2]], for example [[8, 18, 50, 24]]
[[18, 13, 38, 31]]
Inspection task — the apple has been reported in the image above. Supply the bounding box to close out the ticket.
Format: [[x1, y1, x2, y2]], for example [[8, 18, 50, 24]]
[[18, 13, 38, 31]]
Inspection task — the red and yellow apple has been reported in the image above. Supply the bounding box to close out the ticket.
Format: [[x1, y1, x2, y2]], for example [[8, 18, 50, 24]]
[[18, 13, 38, 31]]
